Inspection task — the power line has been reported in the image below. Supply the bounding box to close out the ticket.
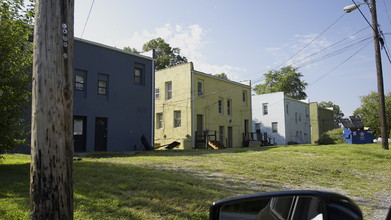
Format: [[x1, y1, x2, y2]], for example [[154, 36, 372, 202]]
[[296, 35, 373, 68], [308, 42, 371, 87], [351, 0, 375, 32], [276, 13, 346, 69], [81, 0, 95, 38]]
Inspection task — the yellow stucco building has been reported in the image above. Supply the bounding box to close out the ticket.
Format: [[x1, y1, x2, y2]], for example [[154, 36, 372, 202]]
[[154, 62, 252, 149]]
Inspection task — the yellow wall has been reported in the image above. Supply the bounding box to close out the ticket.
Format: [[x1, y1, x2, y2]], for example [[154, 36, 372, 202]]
[[154, 62, 252, 149], [154, 63, 193, 149], [193, 72, 252, 148]]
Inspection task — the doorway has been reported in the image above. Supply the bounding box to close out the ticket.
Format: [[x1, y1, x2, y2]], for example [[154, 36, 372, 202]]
[[94, 117, 107, 151], [73, 116, 86, 152]]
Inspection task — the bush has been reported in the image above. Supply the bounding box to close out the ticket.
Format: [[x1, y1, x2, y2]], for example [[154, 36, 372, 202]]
[[318, 128, 345, 145]]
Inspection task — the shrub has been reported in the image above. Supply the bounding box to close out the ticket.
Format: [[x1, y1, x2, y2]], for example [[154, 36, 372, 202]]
[[318, 128, 345, 145]]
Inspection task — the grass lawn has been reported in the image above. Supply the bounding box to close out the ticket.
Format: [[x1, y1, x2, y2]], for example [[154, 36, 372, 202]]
[[1, 143, 390, 219]]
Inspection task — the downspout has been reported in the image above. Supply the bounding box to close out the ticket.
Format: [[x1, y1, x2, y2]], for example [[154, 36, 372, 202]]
[[191, 66, 195, 148], [249, 80, 252, 134], [151, 49, 156, 147]]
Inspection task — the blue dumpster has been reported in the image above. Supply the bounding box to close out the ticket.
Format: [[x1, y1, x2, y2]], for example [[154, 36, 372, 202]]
[[341, 116, 373, 144]]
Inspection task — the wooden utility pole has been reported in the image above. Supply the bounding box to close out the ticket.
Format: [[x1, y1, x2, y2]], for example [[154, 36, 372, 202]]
[[369, 0, 389, 150], [30, 0, 75, 219]]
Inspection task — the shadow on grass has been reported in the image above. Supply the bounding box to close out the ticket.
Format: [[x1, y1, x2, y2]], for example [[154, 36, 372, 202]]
[[73, 160, 275, 219], [76, 146, 278, 159], [0, 163, 30, 219]]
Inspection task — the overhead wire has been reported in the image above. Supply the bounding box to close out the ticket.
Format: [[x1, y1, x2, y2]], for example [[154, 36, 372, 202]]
[[308, 41, 372, 87], [275, 12, 346, 69], [81, 0, 96, 38], [287, 26, 370, 66]]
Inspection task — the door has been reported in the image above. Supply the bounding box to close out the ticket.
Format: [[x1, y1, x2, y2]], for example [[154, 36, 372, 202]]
[[73, 116, 86, 152], [227, 127, 233, 148], [219, 126, 225, 145], [94, 117, 107, 151], [197, 114, 203, 136], [244, 119, 249, 137]]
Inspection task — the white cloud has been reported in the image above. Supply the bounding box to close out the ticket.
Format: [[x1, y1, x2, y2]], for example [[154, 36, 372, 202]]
[[265, 34, 333, 69], [112, 24, 246, 79]]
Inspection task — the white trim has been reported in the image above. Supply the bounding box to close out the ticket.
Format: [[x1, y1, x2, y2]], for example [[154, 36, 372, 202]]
[[74, 38, 155, 61]]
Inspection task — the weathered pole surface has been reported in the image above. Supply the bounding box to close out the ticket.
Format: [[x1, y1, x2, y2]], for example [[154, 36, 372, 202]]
[[30, 0, 74, 219], [369, 0, 389, 150]]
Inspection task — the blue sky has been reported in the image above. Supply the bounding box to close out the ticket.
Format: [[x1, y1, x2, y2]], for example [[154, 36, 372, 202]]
[[74, 0, 391, 116]]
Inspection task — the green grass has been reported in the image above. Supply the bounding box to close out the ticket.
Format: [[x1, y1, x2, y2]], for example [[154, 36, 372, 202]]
[[1, 144, 390, 219]]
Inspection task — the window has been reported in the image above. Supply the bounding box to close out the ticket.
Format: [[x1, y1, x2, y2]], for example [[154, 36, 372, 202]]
[[263, 103, 268, 115], [295, 112, 298, 123], [227, 99, 232, 115], [174, 111, 181, 127], [299, 113, 301, 122], [75, 75, 85, 91], [242, 90, 247, 102], [98, 80, 107, 95], [272, 122, 278, 133], [97, 74, 108, 96], [197, 80, 203, 96], [286, 103, 289, 114], [155, 88, 160, 99], [218, 98, 223, 114], [156, 113, 163, 129], [219, 126, 225, 144], [134, 67, 143, 85], [165, 81, 172, 100], [73, 118, 84, 135]]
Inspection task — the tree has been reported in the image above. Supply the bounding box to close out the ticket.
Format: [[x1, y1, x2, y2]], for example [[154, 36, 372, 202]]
[[142, 38, 187, 70], [353, 91, 391, 138], [213, 73, 229, 80], [319, 101, 345, 128], [0, 0, 34, 152], [123, 46, 140, 54], [253, 66, 308, 100]]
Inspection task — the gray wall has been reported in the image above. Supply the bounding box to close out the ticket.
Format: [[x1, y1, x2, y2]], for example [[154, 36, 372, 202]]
[[73, 39, 153, 152]]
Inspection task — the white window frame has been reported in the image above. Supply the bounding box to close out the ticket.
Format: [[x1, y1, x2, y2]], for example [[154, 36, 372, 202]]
[[165, 81, 172, 100], [156, 113, 163, 129], [155, 88, 160, 99], [174, 111, 181, 128], [218, 98, 223, 114], [98, 80, 107, 95], [75, 75, 85, 91], [197, 80, 203, 96], [272, 122, 278, 133]]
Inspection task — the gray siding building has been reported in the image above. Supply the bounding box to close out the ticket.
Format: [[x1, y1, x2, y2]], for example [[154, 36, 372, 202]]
[[72, 38, 154, 152]]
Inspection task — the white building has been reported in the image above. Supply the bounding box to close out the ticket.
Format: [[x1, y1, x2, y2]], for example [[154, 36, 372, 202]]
[[252, 92, 311, 145]]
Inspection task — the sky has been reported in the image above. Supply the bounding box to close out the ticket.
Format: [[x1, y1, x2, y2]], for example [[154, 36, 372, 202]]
[[73, 0, 391, 117]]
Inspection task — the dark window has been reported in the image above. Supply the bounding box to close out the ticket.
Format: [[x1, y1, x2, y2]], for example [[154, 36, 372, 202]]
[[263, 103, 268, 115], [272, 122, 278, 133], [242, 90, 247, 102], [218, 99, 223, 114], [134, 67, 143, 85], [227, 99, 232, 115]]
